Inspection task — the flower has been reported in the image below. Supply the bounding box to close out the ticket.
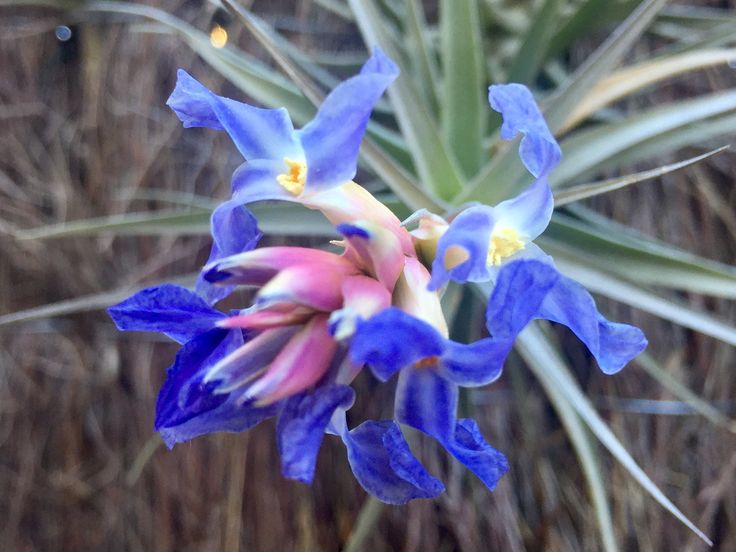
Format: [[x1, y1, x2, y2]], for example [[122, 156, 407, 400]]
[[167, 48, 398, 206], [108, 212, 433, 494], [409, 83, 647, 375], [350, 258, 560, 492], [167, 48, 413, 298]]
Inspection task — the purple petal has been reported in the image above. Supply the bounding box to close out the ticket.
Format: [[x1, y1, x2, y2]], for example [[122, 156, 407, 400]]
[[395, 368, 457, 440], [159, 394, 277, 449], [167, 69, 302, 161], [297, 48, 399, 191], [428, 206, 494, 290], [155, 328, 243, 431], [449, 419, 509, 491], [107, 284, 224, 344], [349, 307, 446, 382], [492, 177, 553, 241], [488, 83, 561, 178], [485, 259, 560, 339], [231, 159, 302, 204], [536, 273, 648, 374], [395, 369, 508, 491], [439, 339, 511, 387], [196, 199, 262, 305], [343, 420, 445, 504], [277, 384, 355, 483]]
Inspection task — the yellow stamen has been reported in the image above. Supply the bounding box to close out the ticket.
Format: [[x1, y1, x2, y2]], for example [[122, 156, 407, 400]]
[[414, 356, 440, 369], [276, 158, 307, 196], [487, 228, 525, 266]]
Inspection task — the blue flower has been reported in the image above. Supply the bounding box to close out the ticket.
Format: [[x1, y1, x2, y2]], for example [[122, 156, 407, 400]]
[[108, 284, 276, 447], [109, 284, 370, 492], [167, 48, 398, 206], [349, 259, 560, 492], [422, 83, 646, 374]]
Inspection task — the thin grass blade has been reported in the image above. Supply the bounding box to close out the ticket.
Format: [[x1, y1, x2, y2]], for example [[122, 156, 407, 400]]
[[550, 90, 736, 187], [553, 146, 730, 206], [515, 323, 713, 547], [506, 0, 563, 85], [561, 49, 736, 132], [635, 353, 736, 434], [520, 341, 618, 552]]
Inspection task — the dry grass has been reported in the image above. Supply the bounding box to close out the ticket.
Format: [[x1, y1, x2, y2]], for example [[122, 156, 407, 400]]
[[0, 1, 735, 551]]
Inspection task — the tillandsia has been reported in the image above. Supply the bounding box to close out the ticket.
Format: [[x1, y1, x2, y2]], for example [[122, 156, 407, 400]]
[[108, 48, 647, 504]]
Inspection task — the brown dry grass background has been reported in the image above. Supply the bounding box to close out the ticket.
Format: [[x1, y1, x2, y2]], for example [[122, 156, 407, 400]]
[[1, 1, 735, 551]]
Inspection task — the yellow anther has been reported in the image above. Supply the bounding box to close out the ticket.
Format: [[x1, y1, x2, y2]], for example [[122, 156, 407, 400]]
[[487, 228, 525, 266], [276, 158, 307, 195], [414, 356, 440, 369]]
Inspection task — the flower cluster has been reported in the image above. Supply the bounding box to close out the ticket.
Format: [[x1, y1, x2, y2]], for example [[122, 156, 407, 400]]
[[109, 48, 647, 504]]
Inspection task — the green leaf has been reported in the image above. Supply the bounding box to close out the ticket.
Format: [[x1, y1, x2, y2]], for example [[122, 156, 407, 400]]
[[404, 0, 440, 114], [515, 323, 713, 547], [347, 0, 466, 201], [13, 204, 338, 240], [543, 0, 671, 133], [440, 0, 485, 177], [540, 213, 736, 298], [635, 353, 736, 434], [519, 331, 618, 552], [0, 274, 195, 328], [546, 0, 641, 60], [550, 90, 736, 187], [561, 49, 736, 132], [506, 0, 563, 85], [553, 146, 729, 206], [85, 1, 316, 123], [13, 210, 212, 239]]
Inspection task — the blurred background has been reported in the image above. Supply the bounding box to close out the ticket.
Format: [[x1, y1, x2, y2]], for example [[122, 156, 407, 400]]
[[1, 0, 735, 550]]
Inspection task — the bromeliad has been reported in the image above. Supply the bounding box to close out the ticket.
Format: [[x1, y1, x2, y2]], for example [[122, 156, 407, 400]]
[[109, 48, 647, 506]]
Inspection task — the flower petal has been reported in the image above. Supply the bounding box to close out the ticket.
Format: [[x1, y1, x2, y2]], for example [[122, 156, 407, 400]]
[[256, 263, 348, 312], [155, 328, 242, 431], [167, 69, 302, 160], [158, 394, 277, 449], [536, 272, 648, 374], [350, 307, 445, 382], [196, 199, 262, 305], [450, 419, 509, 491], [277, 384, 355, 483], [428, 206, 494, 290], [488, 83, 561, 178], [204, 326, 296, 394], [395, 257, 449, 334], [336, 221, 405, 291], [107, 284, 224, 344], [219, 305, 313, 330], [485, 258, 560, 339], [304, 182, 415, 255], [395, 368, 508, 491], [491, 177, 553, 242], [328, 275, 392, 341], [231, 159, 300, 205], [439, 339, 511, 387], [246, 314, 338, 404], [342, 419, 445, 504], [297, 48, 399, 191], [203, 246, 357, 286]]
